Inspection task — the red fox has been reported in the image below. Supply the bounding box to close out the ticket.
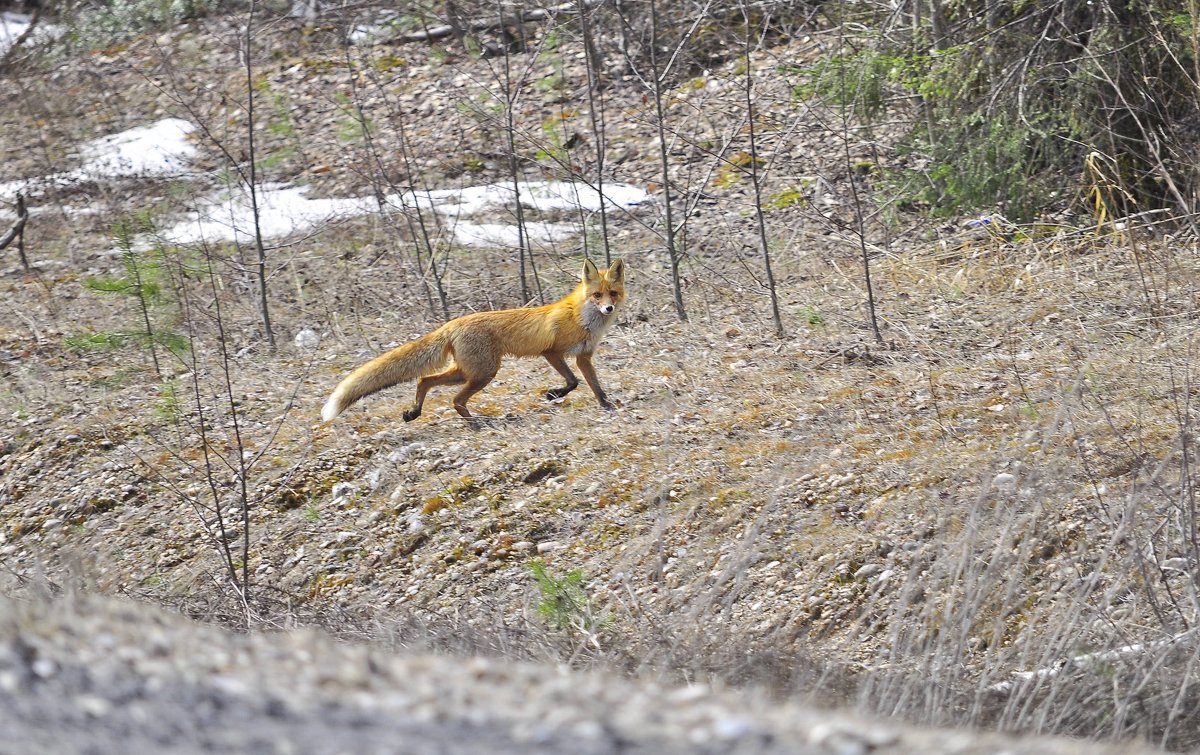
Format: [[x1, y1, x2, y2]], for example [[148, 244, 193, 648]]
[[321, 258, 626, 423]]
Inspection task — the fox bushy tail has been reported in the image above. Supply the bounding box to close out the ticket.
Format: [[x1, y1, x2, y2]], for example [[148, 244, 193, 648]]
[[321, 327, 451, 422]]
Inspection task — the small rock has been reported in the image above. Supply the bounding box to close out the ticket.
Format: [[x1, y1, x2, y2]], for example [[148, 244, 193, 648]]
[[993, 472, 1016, 487], [31, 659, 56, 679], [854, 563, 883, 580], [536, 541, 561, 554], [77, 694, 113, 718], [209, 676, 251, 697], [714, 716, 752, 740], [405, 513, 425, 533], [808, 722, 868, 755], [293, 329, 320, 349], [667, 684, 708, 703]]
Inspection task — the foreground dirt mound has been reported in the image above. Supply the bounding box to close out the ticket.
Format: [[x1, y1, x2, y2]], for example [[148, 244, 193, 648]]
[[0, 593, 1161, 755]]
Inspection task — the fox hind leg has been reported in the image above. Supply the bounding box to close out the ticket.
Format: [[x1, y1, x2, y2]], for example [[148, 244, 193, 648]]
[[451, 373, 497, 419], [543, 353, 580, 401], [404, 367, 465, 421]]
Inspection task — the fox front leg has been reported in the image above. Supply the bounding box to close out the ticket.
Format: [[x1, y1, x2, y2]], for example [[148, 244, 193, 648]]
[[542, 352, 580, 401], [576, 352, 613, 409]]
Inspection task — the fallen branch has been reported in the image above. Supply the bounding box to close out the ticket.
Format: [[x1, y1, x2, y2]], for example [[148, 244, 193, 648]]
[[0, 194, 30, 270], [986, 629, 1198, 695]]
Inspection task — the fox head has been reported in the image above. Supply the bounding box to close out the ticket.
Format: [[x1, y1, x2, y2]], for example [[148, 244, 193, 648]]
[[582, 258, 626, 316]]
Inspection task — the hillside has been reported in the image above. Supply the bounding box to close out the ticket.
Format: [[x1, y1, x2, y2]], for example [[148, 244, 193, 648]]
[[2, 3, 1199, 750]]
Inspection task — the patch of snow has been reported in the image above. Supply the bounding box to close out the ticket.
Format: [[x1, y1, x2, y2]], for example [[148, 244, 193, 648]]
[[448, 221, 578, 248], [0, 12, 31, 56], [0, 11, 64, 57], [391, 181, 649, 218], [347, 14, 398, 45], [77, 119, 197, 178], [1, 117, 650, 250], [158, 184, 377, 247], [0, 118, 197, 199], [160, 181, 650, 250]]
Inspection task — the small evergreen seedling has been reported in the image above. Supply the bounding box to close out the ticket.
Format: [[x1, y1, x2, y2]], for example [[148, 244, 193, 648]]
[[68, 217, 190, 378], [527, 558, 591, 631]]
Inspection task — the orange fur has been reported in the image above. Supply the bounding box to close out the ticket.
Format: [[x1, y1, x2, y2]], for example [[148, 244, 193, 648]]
[[322, 259, 626, 423]]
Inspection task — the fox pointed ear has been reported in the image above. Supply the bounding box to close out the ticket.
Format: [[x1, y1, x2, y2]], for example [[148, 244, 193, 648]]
[[583, 258, 601, 283], [606, 258, 625, 283]]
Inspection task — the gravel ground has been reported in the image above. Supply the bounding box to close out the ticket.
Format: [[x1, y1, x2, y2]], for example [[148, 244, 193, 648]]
[[0, 592, 1167, 755]]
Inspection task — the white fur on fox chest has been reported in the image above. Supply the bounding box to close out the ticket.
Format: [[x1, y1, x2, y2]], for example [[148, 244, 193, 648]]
[[567, 303, 616, 355]]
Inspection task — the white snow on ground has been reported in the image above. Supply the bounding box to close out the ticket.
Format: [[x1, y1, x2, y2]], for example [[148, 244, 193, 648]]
[[1, 118, 650, 250], [447, 221, 579, 248], [76, 119, 197, 178], [161, 181, 650, 249], [0, 11, 32, 56], [158, 184, 378, 247], [395, 181, 651, 218], [0, 118, 197, 200], [347, 14, 398, 45], [0, 10, 63, 55]]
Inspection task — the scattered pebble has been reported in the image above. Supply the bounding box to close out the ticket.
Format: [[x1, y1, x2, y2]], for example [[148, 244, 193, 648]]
[[854, 563, 883, 581], [293, 329, 320, 349]]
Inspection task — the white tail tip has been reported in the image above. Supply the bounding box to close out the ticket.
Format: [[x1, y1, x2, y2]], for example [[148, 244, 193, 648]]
[[321, 392, 344, 423]]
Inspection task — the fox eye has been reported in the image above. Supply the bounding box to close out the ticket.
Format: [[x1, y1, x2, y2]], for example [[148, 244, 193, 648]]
[[593, 292, 604, 298]]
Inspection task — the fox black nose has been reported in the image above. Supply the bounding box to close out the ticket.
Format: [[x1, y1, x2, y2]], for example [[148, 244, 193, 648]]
[[600, 304, 613, 314]]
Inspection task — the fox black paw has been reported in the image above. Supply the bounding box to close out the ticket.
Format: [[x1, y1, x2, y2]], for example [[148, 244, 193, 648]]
[[402, 408, 421, 422]]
